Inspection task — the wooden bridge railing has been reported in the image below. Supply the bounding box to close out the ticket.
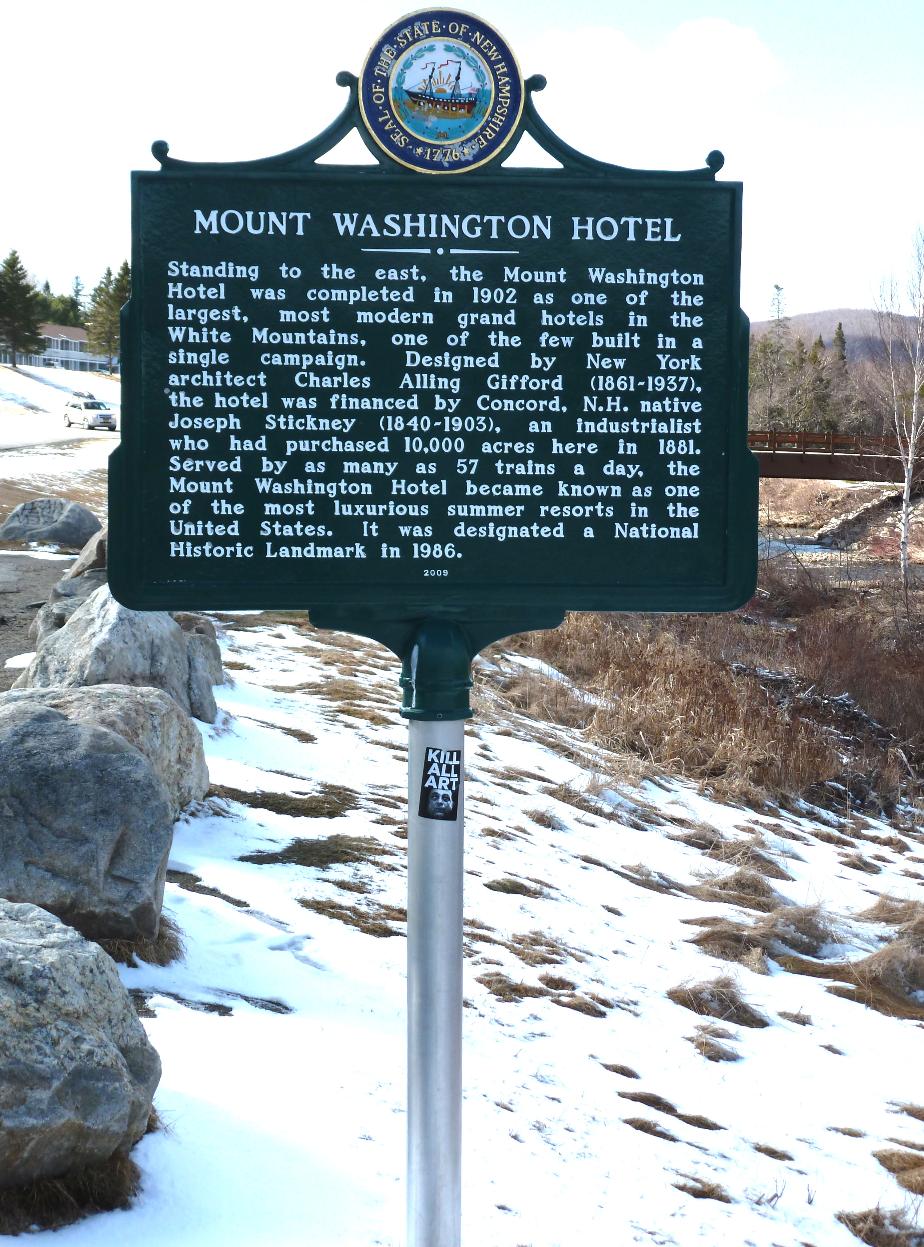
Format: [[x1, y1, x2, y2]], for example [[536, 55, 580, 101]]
[[747, 430, 899, 457]]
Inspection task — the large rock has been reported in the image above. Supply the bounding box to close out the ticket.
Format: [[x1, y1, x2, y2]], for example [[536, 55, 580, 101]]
[[16, 585, 219, 722], [173, 612, 225, 717], [2, 685, 209, 817], [29, 568, 108, 645], [0, 900, 161, 1189], [62, 524, 108, 580], [0, 700, 174, 940], [0, 498, 101, 550]]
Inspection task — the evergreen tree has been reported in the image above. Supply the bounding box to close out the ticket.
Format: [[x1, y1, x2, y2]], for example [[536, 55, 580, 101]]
[[833, 321, 847, 363], [0, 250, 44, 368], [34, 276, 84, 328], [111, 260, 131, 318], [86, 262, 130, 372], [72, 276, 85, 324], [86, 267, 119, 372]]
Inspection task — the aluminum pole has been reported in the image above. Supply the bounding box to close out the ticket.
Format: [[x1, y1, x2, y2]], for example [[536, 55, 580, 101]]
[[406, 716, 465, 1247]]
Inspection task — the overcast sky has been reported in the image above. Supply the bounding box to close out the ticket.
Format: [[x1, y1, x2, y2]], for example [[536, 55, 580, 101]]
[[3, 0, 922, 320]]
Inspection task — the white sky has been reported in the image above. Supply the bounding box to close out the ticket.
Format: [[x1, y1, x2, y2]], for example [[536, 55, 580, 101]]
[[3, 0, 923, 320]]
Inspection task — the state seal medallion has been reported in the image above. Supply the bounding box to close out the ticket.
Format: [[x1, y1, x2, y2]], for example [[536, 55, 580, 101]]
[[359, 9, 524, 174]]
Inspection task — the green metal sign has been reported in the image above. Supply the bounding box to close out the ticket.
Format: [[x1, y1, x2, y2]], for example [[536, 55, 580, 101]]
[[110, 63, 756, 657]]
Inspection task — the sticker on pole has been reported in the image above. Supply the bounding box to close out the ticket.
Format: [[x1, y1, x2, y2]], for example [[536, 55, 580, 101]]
[[418, 746, 462, 819], [358, 9, 524, 173]]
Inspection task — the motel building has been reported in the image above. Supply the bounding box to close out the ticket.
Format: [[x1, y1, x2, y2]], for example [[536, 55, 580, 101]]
[[0, 323, 119, 374]]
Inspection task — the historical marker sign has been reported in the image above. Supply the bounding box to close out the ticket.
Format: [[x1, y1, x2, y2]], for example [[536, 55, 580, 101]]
[[109, 15, 759, 1246], [110, 14, 756, 643]]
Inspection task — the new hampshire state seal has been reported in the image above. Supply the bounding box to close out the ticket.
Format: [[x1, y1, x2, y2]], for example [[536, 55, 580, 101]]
[[359, 9, 524, 174]]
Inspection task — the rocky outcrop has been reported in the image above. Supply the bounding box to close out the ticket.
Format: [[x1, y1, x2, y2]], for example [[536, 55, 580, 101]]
[[2, 685, 208, 818], [0, 900, 161, 1189], [16, 585, 219, 722], [0, 699, 174, 940], [0, 498, 101, 550]]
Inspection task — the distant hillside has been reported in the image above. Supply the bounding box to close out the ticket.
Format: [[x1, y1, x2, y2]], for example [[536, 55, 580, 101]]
[[750, 308, 881, 362]]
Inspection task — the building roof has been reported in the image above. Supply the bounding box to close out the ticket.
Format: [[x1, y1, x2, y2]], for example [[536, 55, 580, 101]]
[[41, 323, 88, 342]]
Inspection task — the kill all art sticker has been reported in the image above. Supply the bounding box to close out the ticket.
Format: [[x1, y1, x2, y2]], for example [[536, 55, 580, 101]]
[[418, 746, 463, 820], [359, 9, 524, 174]]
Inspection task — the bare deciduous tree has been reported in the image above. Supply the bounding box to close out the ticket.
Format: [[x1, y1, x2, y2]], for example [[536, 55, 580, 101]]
[[877, 230, 924, 602]]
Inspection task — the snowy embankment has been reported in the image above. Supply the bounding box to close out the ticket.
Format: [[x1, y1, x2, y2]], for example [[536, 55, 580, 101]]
[[7, 612, 921, 1247], [0, 365, 121, 451]]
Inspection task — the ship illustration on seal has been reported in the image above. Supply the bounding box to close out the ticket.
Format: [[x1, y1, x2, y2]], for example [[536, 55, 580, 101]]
[[403, 59, 481, 118]]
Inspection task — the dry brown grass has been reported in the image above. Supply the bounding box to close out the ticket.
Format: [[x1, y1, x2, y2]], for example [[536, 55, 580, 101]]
[[99, 914, 184, 967], [483, 877, 546, 899], [515, 583, 924, 812], [689, 867, 785, 912], [209, 782, 358, 819], [686, 1031, 741, 1062], [667, 975, 769, 1028], [686, 904, 836, 967], [0, 1152, 141, 1234], [600, 1062, 640, 1078], [778, 1009, 813, 1026], [672, 1175, 732, 1203], [842, 852, 883, 874], [622, 1117, 678, 1142], [506, 930, 576, 966], [618, 1091, 724, 1132], [539, 973, 576, 991], [702, 837, 793, 880], [836, 1207, 924, 1246], [298, 897, 406, 938], [550, 993, 607, 1018], [166, 870, 249, 909], [778, 939, 924, 1020], [888, 1140, 924, 1154], [859, 897, 924, 930], [874, 1150, 924, 1195], [239, 834, 393, 870], [752, 1142, 794, 1161], [476, 973, 549, 1003], [494, 670, 592, 729]]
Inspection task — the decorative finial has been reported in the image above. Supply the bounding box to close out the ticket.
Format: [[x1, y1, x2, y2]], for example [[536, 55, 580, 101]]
[[706, 150, 725, 173]]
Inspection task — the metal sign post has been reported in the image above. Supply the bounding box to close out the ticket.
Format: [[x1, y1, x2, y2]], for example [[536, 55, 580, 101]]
[[402, 621, 471, 1247]]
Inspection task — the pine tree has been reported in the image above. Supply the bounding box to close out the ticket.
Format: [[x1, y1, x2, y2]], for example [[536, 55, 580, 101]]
[[86, 262, 130, 373], [0, 251, 45, 368], [833, 321, 847, 363], [86, 267, 119, 373], [34, 276, 84, 328], [112, 260, 131, 319], [71, 276, 85, 325]]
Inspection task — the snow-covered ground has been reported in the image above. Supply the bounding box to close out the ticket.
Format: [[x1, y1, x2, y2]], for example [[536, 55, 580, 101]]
[[1, 372, 922, 1246], [0, 364, 121, 450], [3, 614, 922, 1247]]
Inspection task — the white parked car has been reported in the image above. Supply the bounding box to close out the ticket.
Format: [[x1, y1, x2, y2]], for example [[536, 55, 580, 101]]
[[63, 398, 117, 431]]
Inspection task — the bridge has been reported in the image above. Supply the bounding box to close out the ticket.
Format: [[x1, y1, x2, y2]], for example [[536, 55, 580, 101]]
[[747, 431, 913, 482]]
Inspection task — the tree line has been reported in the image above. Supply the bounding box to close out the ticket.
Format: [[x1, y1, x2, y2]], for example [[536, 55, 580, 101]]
[[748, 284, 915, 439], [0, 250, 130, 372]]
